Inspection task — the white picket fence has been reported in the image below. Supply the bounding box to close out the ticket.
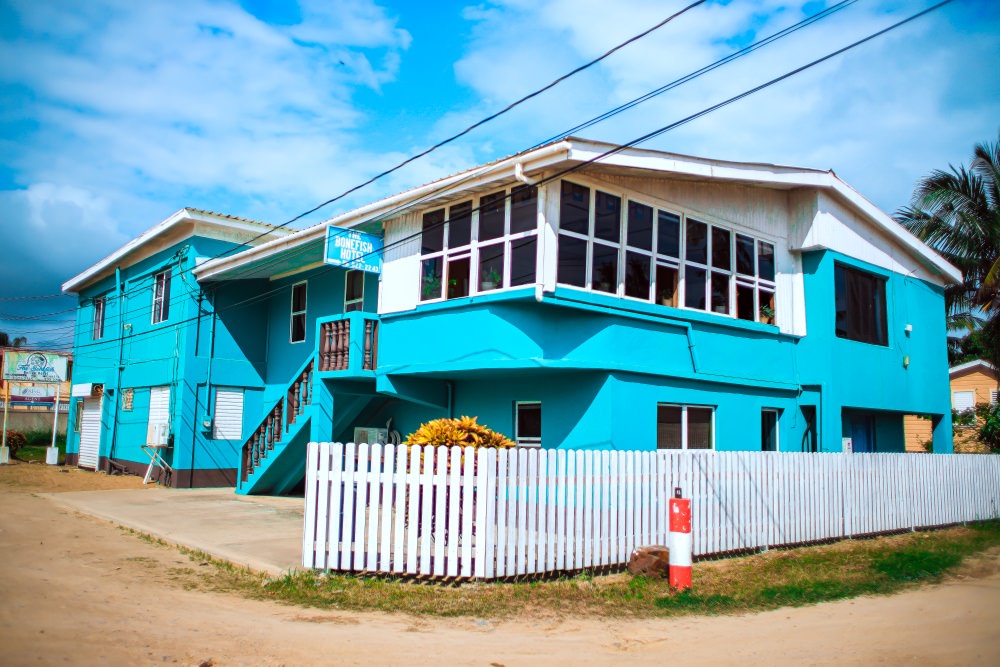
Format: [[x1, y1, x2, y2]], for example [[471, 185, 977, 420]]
[[302, 442, 1000, 579]]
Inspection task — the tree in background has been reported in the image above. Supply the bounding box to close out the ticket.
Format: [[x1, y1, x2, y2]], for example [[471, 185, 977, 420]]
[[896, 136, 1000, 370], [0, 332, 28, 347]]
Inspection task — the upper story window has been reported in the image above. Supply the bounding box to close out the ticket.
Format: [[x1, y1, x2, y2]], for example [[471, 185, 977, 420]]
[[557, 181, 777, 324], [92, 296, 106, 340], [290, 281, 307, 343], [344, 270, 364, 312], [420, 185, 538, 302], [834, 263, 887, 346], [152, 270, 171, 324]]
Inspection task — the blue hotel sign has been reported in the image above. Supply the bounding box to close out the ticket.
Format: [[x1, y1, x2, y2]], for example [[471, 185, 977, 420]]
[[324, 226, 383, 274]]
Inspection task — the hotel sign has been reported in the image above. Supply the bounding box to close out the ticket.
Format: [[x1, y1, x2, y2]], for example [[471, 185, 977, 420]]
[[2, 351, 68, 383], [324, 226, 383, 274]]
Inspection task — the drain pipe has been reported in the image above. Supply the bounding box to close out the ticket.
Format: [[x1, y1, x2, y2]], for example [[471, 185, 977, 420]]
[[514, 162, 540, 186], [107, 266, 126, 471]]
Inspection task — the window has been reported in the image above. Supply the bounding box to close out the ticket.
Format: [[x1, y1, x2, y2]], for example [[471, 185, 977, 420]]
[[952, 390, 975, 413], [992, 390, 999, 405], [152, 270, 171, 324], [290, 281, 307, 343], [515, 401, 542, 447], [92, 296, 106, 340], [420, 185, 538, 302], [557, 180, 776, 323], [835, 263, 887, 345], [213, 388, 245, 440], [761, 409, 779, 451], [344, 271, 364, 312], [656, 403, 714, 450]]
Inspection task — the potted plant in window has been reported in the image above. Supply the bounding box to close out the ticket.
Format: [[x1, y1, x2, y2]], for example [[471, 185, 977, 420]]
[[481, 267, 502, 291], [421, 276, 441, 300], [759, 304, 775, 325]]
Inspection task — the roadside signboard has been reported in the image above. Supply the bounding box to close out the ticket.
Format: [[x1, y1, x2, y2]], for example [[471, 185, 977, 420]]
[[324, 226, 383, 274], [2, 351, 69, 383]]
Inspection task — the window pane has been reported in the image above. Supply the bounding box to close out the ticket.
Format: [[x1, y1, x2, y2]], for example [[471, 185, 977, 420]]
[[656, 405, 682, 449], [447, 256, 470, 299], [448, 201, 472, 248], [624, 251, 650, 299], [627, 201, 653, 250], [510, 237, 537, 286], [422, 209, 444, 253], [478, 243, 505, 291], [711, 271, 730, 314], [560, 181, 590, 235], [479, 192, 505, 241], [736, 283, 755, 321], [685, 266, 706, 310], [420, 257, 442, 301], [510, 185, 537, 234], [758, 241, 775, 281], [759, 288, 775, 325], [687, 407, 713, 449], [291, 313, 306, 343], [686, 219, 708, 265], [655, 264, 678, 307], [345, 271, 363, 302], [736, 234, 755, 275], [516, 403, 541, 441], [657, 211, 680, 258], [592, 243, 618, 293], [557, 235, 587, 286], [711, 227, 731, 271], [292, 283, 307, 312], [836, 264, 886, 345], [594, 191, 621, 243], [761, 410, 778, 452]]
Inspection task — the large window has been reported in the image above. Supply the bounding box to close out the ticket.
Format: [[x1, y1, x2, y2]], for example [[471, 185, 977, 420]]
[[557, 181, 776, 323], [92, 296, 106, 340], [290, 281, 307, 343], [656, 403, 714, 450], [152, 270, 171, 324], [420, 185, 538, 302], [344, 270, 364, 312], [834, 263, 887, 345], [515, 401, 542, 447]]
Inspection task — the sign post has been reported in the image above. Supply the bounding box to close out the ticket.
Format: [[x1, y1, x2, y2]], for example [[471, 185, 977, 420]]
[[1, 351, 69, 465]]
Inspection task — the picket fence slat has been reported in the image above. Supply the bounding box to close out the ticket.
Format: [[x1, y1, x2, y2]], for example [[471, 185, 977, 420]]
[[303, 444, 1000, 579]]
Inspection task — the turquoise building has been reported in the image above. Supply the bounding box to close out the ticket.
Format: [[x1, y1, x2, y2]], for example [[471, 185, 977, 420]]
[[63, 139, 960, 494]]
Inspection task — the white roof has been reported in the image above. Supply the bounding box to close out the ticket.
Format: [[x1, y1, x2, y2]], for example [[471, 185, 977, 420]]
[[950, 359, 997, 377], [62, 208, 291, 293], [193, 137, 961, 285]]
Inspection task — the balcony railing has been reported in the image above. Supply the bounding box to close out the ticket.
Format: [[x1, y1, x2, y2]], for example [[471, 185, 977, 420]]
[[318, 312, 379, 373]]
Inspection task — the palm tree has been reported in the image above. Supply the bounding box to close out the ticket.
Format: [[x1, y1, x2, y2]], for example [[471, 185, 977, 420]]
[[896, 136, 1000, 368], [0, 332, 28, 348]]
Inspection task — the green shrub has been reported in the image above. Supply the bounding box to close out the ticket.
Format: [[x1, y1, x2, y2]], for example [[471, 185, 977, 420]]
[[3, 430, 27, 457]]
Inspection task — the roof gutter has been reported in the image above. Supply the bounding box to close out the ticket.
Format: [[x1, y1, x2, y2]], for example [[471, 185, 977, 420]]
[[194, 141, 573, 282]]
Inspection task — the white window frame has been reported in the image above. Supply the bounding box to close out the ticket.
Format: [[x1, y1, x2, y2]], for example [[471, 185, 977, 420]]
[[556, 178, 778, 324], [656, 402, 716, 451], [991, 389, 999, 405], [514, 401, 542, 447], [290, 281, 307, 344], [151, 270, 171, 324], [92, 296, 106, 340], [952, 390, 975, 412], [344, 270, 365, 312], [419, 185, 540, 303]]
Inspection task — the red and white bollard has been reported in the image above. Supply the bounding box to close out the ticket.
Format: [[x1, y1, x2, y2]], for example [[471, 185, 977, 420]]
[[669, 487, 692, 590]]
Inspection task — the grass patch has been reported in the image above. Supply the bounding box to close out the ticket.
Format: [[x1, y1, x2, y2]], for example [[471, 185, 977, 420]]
[[128, 521, 1000, 619], [12, 431, 66, 463]]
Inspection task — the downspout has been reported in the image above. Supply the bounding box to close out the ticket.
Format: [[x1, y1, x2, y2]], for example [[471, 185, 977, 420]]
[[107, 266, 126, 470], [192, 290, 216, 487], [447, 381, 454, 419]]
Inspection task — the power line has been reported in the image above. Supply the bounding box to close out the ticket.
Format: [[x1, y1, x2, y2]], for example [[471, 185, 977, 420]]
[[198, 1, 709, 265], [60, 0, 952, 357]]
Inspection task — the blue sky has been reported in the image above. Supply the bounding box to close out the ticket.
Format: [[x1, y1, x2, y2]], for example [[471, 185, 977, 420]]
[[0, 0, 998, 347]]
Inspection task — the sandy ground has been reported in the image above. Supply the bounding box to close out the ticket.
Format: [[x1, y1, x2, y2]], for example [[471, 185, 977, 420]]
[[2, 462, 999, 667]]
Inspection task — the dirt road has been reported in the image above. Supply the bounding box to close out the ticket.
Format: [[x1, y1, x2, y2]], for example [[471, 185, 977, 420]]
[[1, 463, 998, 666]]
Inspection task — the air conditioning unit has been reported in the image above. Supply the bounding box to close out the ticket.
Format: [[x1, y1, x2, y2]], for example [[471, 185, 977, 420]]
[[148, 422, 170, 447], [353, 426, 388, 445]]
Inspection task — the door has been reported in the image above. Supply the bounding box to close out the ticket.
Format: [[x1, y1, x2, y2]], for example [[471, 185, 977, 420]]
[[78, 397, 102, 470], [850, 414, 876, 453], [146, 386, 171, 444]]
